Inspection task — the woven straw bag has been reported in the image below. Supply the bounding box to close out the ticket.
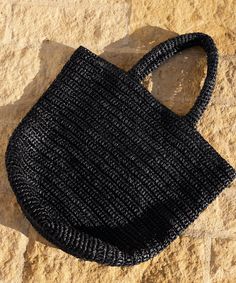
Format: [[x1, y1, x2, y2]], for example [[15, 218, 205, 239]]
[[5, 32, 236, 266]]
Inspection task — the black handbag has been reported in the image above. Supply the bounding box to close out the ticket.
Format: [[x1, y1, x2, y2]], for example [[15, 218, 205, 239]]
[[5, 32, 236, 266]]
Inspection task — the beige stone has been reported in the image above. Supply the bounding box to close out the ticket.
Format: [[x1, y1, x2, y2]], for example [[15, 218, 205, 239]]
[[211, 238, 236, 282], [0, 224, 28, 283], [0, 122, 18, 193], [0, 193, 30, 235], [183, 182, 236, 237], [102, 42, 207, 117], [105, 31, 236, 117], [213, 57, 236, 106], [12, 2, 129, 51], [25, 225, 150, 283], [11, 0, 126, 4], [27, 224, 55, 248], [149, 49, 206, 116], [182, 55, 236, 236], [0, 39, 75, 110], [140, 236, 205, 283], [183, 198, 221, 236], [22, 236, 204, 283], [0, 3, 11, 43], [198, 105, 236, 169], [193, 57, 236, 168], [0, 45, 40, 106], [22, 240, 149, 283], [217, 182, 236, 234], [130, 0, 236, 55], [110, 27, 179, 53], [181, 56, 236, 236], [0, 1, 235, 282]]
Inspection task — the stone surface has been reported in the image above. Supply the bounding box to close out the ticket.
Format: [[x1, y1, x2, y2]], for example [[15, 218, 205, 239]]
[[0, 193, 30, 235], [146, 49, 206, 116], [0, 45, 40, 106], [22, 240, 149, 283], [12, 1, 129, 51], [197, 58, 236, 168], [0, 40, 75, 109], [22, 236, 204, 283], [183, 197, 221, 237], [27, 224, 56, 248], [217, 182, 236, 234], [0, 122, 16, 193], [129, 0, 236, 55], [102, 43, 207, 117], [182, 56, 236, 236], [140, 236, 205, 283], [0, 224, 28, 283], [211, 238, 236, 282], [183, 181, 236, 238], [0, 3, 11, 43], [0, 0, 236, 282]]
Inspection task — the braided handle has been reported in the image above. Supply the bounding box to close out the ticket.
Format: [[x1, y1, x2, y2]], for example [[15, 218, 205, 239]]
[[127, 32, 219, 126]]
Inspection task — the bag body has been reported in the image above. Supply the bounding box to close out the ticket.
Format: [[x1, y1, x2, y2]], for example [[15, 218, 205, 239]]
[[5, 33, 236, 266]]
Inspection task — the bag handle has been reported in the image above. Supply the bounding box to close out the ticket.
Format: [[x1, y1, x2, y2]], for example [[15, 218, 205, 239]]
[[127, 32, 219, 126]]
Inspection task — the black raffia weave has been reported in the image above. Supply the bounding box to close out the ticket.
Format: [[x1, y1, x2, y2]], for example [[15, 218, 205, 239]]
[[5, 32, 236, 266]]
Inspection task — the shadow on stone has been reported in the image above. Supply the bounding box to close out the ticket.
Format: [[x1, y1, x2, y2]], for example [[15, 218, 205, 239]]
[[0, 25, 207, 249]]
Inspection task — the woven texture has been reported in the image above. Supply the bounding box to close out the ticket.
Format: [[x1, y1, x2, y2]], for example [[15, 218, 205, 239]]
[[5, 32, 236, 266]]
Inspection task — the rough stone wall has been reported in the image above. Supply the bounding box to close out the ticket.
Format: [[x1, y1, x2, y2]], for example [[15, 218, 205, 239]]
[[0, 0, 236, 282]]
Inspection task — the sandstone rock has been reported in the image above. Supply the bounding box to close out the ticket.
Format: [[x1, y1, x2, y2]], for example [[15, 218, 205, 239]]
[[149, 49, 206, 116], [183, 198, 220, 236], [0, 122, 18, 193], [12, 1, 129, 51], [0, 193, 30, 235], [0, 2, 235, 282], [211, 238, 236, 282], [184, 180, 236, 236], [22, 236, 204, 283], [0, 40, 75, 114], [22, 240, 148, 283], [198, 60, 236, 169], [112, 27, 179, 53], [139, 236, 205, 283], [129, 0, 236, 55], [0, 3, 11, 43], [177, 57, 236, 236], [0, 224, 28, 283], [27, 224, 56, 248], [217, 182, 236, 234], [101, 46, 207, 117], [0, 45, 40, 106]]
